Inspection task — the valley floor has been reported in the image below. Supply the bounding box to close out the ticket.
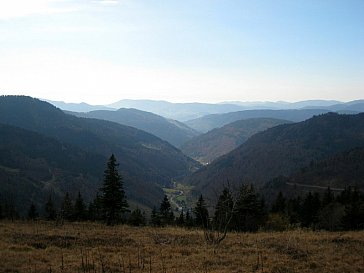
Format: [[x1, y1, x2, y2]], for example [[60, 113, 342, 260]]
[[0, 221, 363, 273]]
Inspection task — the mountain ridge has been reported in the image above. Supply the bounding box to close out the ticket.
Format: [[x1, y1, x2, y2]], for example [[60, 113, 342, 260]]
[[185, 109, 360, 133], [181, 118, 291, 164], [0, 96, 201, 209], [185, 113, 364, 200], [69, 108, 199, 147]]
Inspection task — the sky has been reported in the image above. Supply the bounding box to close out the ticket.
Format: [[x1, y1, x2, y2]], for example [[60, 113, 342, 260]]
[[0, 0, 363, 104]]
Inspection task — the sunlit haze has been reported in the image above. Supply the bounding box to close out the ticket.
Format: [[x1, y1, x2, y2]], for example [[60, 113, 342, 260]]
[[0, 0, 363, 104]]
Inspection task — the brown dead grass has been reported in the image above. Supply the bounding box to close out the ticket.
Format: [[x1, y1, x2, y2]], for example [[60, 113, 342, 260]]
[[0, 221, 363, 273]]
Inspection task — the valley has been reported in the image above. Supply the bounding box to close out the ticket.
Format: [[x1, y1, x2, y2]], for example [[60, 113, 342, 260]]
[[0, 96, 363, 231]]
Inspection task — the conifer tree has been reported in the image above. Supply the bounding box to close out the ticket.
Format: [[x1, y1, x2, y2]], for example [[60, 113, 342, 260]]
[[128, 207, 146, 226], [322, 187, 334, 207], [271, 191, 286, 214], [194, 195, 209, 228], [45, 195, 57, 221], [28, 202, 38, 220], [74, 192, 86, 221], [286, 196, 302, 224], [159, 195, 174, 225], [342, 187, 364, 230], [100, 154, 128, 225], [88, 193, 103, 221], [233, 184, 265, 231], [185, 209, 194, 227], [61, 192, 73, 221], [150, 206, 161, 226], [213, 187, 234, 230], [301, 192, 321, 228], [176, 210, 185, 226]]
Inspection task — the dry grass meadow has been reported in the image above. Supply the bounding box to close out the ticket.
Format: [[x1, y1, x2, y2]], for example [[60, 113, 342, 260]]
[[0, 221, 363, 273]]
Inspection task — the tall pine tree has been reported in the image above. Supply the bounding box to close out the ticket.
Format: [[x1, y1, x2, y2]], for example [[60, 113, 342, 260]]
[[74, 192, 86, 221], [194, 195, 209, 228], [45, 195, 57, 221], [233, 184, 266, 231], [61, 192, 73, 221], [159, 195, 174, 225], [28, 202, 38, 220], [213, 188, 234, 231], [100, 154, 128, 225]]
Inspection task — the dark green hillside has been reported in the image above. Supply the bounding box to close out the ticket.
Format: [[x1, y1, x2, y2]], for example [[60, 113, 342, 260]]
[[186, 113, 364, 199], [181, 118, 290, 164], [185, 109, 353, 133], [0, 96, 200, 208], [263, 147, 364, 200], [70, 108, 198, 147], [0, 124, 106, 215]]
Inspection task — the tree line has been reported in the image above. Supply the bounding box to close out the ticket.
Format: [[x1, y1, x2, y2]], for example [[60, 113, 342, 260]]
[[1, 154, 363, 231]]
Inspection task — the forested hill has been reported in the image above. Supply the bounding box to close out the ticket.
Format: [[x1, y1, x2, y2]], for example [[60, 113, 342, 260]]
[[186, 113, 364, 199], [70, 108, 199, 147], [181, 118, 290, 164], [0, 96, 201, 209], [0, 123, 106, 215], [263, 147, 364, 201]]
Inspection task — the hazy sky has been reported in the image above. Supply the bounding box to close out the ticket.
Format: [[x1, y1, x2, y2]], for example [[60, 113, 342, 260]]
[[0, 0, 363, 104]]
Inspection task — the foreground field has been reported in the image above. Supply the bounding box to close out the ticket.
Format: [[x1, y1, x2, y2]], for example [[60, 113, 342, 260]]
[[0, 221, 363, 273]]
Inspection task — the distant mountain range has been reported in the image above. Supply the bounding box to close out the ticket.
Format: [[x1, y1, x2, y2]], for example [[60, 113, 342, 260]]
[[184, 109, 360, 133], [220, 100, 342, 109], [45, 99, 115, 112], [185, 113, 364, 201], [107, 99, 245, 121], [47, 99, 364, 122], [181, 118, 291, 164], [69, 108, 199, 147], [0, 96, 200, 214]]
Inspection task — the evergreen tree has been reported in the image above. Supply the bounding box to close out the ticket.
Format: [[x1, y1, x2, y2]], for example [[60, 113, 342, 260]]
[[301, 192, 321, 228], [233, 184, 266, 231], [185, 209, 194, 227], [271, 191, 286, 214], [194, 195, 209, 228], [337, 186, 352, 204], [88, 194, 103, 221], [100, 154, 129, 225], [318, 202, 345, 231], [27, 202, 38, 220], [150, 206, 161, 226], [160, 195, 174, 225], [286, 196, 302, 224], [322, 187, 334, 207], [74, 192, 86, 221], [128, 207, 146, 226], [342, 187, 364, 230], [61, 192, 73, 221], [176, 210, 185, 226], [45, 195, 57, 221], [213, 187, 234, 230], [4, 196, 18, 221]]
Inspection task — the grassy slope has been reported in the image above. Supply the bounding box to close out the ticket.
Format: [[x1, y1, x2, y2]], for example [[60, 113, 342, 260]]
[[0, 221, 363, 273]]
